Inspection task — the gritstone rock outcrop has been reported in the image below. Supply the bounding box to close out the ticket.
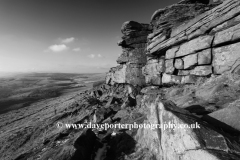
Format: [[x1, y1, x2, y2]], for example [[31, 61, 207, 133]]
[[3, 0, 240, 160], [107, 0, 240, 86], [106, 21, 152, 86], [102, 0, 240, 159], [145, 0, 240, 85]]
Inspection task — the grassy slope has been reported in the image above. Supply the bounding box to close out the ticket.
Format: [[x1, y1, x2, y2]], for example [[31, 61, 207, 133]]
[[0, 72, 106, 114]]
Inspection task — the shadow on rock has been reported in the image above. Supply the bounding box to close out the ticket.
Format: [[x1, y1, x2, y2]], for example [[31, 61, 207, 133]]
[[202, 115, 240, 137], [70, 129, 99, 160], [105, 132, 136, 160], [185, 104, 211, 115]]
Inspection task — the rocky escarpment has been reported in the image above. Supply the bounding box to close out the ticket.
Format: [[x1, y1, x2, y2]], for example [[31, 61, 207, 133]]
[[2, 0, 240, 160], [101, 0, 240, 159], [106, 0, 240, 87], [145, 0, 240, 85], [2, 73, 239, 160], [106, 21, 152, 86]]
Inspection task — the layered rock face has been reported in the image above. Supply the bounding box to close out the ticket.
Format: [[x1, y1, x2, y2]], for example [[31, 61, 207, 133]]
[[106, 21, 152, 86], [145, 0, 240, 85]]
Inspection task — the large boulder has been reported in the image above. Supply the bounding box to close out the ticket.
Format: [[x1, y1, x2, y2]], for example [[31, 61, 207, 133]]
[[121, 21, 143, 34], [121, 21, 151, 35], [135, 97, 240, 160], [203, 99, 240, 132]]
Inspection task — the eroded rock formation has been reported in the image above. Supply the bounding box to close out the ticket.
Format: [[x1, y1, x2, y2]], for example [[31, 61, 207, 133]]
[[102, 0, 240, 159], [3, 0, 240, 160], [107, 0, 240, 86], [145, 0, 240, 85], [106, 21, 152, 86]]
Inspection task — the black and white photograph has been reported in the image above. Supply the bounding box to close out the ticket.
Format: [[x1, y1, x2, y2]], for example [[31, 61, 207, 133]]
[[1, 0, 240, 159]]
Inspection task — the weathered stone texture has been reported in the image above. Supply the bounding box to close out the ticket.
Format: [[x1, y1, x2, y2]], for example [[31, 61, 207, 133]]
[[174, 58, 184, 69], [126, 64, 146, 86], [183, 53, 198, 69], [148, 0, 240, 54], [106, 65, 127, 85], [175, 35, 213, 58], [205, 100, 240, 132], [162, 73, 182, 84], [124, 35, 148, 45], [145, 75, 162, 85], [143, 59, 165, 76], [213, 42, 240, 74], [165, 59, 175, 74], [165, 46, 179, 59], [107, 20, 151, 86], [190, 65, 212, 76], [198, 49, 212, 65], [178, 70, 190, 76], [181, 75, 198, 84], [211, 14, 240, 33], [150, 0, 212, 31], [121, 21, 151, 35], [135, 98, 240, 160], [117, 48, 147, 64], [213, 22, 240, 46], [109, 0, 240, 86]]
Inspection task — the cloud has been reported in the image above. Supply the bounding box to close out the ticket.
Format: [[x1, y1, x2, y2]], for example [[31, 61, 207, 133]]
[[61, 37, 75, 44], [48, 44, 68, 52], [88, 54, 95, 58], [73, 48, 81, 52], [87, 54, 104, 58]]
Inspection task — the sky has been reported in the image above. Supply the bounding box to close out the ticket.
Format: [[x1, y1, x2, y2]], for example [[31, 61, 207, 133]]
[[0, 0, 179, 73]]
